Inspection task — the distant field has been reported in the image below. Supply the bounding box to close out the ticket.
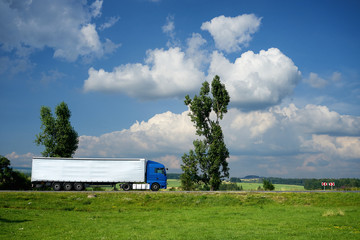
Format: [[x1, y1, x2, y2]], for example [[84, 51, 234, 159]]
[[1, 191, 358, 239], [167, 179, 305, 191]]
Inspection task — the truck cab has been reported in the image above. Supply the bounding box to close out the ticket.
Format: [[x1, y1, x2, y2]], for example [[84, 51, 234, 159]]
[[146, 160, 167, 191]]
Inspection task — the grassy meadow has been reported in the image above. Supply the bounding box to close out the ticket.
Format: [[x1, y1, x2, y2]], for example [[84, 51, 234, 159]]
[[166, 179, 305, 191], [1, 191, 359, 239]]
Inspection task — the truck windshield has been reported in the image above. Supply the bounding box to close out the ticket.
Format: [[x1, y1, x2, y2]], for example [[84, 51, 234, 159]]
[[155, 168, 165, 175]]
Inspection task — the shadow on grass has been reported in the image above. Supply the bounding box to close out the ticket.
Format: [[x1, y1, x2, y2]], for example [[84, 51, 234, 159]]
[[0, 217, 31, 223]]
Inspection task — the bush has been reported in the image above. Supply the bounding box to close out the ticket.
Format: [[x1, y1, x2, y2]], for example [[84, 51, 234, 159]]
[[0, 155, 31, 190], [0, 170, 31, 190], [263, 179, 275, 191], [219, 182, 243, 191]]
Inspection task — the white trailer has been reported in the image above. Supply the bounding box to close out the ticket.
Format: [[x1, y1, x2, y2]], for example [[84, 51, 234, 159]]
[[31, 157, 167, 191]]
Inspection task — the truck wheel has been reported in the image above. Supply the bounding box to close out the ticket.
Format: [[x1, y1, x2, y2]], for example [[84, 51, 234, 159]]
[[63, 182, 72, 191], [122, 183, 131, 191], [74, 183, 84, 191], [151, 183, 160, 191], [53, 182, 62, 191]]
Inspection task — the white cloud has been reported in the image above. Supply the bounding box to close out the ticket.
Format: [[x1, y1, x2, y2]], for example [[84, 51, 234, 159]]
[[162, 15, 180, 47], [76, 111, 196, 159], [209, 48, 301, 109], [162, 15, 175, 35], [302, 135, 360, 159], [304, 72, 327, 88], [84, 47, 300, 108], [281, 104, 360, 136], [201, 14, 261, 53], [75, 104, 360, 176], [0, 0, 118, 62], [99, 16, 120, 31], [304, 71, 343, 88], [186, 33, 208, 70], [83, 47, 205, 99], [90, 0, 103, 18]]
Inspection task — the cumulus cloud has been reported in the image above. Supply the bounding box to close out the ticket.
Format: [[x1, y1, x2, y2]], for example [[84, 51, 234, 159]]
[[75, 104, 360, 176], [83, 47, 205, 99], [279, 104, 360, 136], [76, 111, 196, 159], [84, 46, 300, 108], [302, 135, 360, 159], [304, 71, 342, 88], [0, 0, 118, 62], [209, 48, 301, 109], [304, 72, 327, 88], [201, 14, 261, 53]]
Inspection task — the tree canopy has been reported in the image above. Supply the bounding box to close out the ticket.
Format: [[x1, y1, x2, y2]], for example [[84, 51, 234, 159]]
[[35, 101, 79, 157], [181, 75, 230, 191]]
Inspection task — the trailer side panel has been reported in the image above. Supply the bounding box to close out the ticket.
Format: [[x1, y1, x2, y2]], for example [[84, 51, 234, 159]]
[[31, 158, 146, 183]]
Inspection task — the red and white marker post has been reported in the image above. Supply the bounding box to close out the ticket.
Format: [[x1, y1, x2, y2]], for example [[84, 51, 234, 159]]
[[329, 182, 335, 190], [321, 182, 328, 190]]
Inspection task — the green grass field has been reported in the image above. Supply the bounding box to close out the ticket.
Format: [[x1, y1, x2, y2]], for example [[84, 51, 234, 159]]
[[166, 179, 305, 191], [1, 191, 359, 239]]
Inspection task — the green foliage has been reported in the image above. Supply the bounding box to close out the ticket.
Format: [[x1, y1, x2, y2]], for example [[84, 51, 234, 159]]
[[0, 155, 12, 184], [219, 182, 243, 191], [266, 177, 306, 186], [35, 101, 79, 157], [230, 177, 242, 183], [263, 179, 275, 191], [304, 178, 360, 190], [181, 75, 230, 191], [180, 149, 199, 190], [0, 155, 31, 190]]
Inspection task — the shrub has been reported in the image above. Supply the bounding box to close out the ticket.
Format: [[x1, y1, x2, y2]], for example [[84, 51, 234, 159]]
[[263, 179, 275, 191], [219, 182, 243, 191]]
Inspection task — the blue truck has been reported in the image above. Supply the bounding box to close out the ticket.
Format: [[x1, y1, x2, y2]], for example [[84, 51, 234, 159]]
[[31, 157, 167, 191]]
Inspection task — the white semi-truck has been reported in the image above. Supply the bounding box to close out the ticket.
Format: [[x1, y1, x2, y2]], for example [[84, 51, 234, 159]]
[[31, 157, 167, 191]]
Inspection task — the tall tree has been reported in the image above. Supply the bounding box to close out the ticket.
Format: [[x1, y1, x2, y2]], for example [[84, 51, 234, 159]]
[[181, 75, 230, 191], [35, 102, 79, 157]]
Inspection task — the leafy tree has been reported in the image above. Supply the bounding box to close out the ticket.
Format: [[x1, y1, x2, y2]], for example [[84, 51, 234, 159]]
[[263, 179, 275, 191], [35, 101, 79, 157], [0, 155, 31, 190], [0, 155, 12, 184], [181, 75, 230, 191]]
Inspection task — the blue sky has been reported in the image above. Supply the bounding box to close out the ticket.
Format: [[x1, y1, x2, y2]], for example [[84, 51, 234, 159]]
[[1, 0, 359, 178]]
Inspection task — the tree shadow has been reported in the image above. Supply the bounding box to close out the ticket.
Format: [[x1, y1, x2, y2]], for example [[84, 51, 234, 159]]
[[0, 217, 31, 223]]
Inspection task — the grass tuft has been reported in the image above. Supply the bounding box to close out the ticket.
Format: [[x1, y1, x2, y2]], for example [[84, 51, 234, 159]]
[[322, 209, 345, 217]]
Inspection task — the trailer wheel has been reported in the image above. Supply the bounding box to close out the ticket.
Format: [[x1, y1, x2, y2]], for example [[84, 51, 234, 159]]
[[63, 182, 72, 191], [53, 182, 62, 191], [151, 183, 160, 191], [74, 183, 84, 191], [122, 183, 131, 191]]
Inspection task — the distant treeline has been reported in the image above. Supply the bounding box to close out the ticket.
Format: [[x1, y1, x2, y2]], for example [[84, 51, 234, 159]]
[[167, 173, 181, 179], [304, 178, 360, 190], [168, 173, 360, 190], [230, 177, 306, 185]]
